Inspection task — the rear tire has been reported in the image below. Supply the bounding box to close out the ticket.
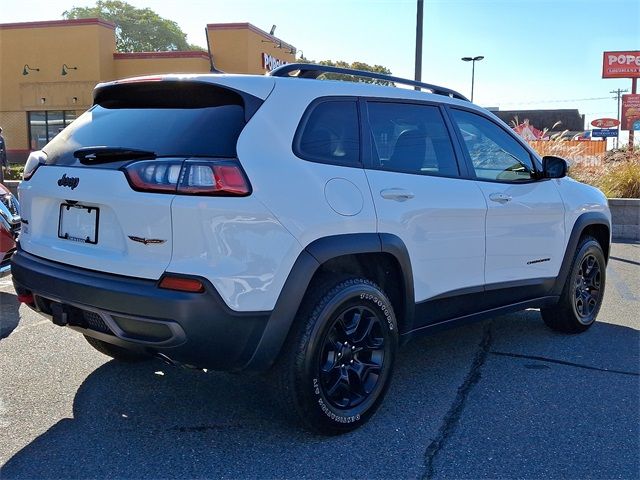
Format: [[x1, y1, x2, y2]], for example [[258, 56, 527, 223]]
[[84, 335, 151, 362], [273, 276, 398, 435], [541, 236, 606, 333]]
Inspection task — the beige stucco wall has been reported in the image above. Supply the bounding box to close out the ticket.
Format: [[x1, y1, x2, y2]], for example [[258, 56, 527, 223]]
[[207, 23, 295, 74], [0, 19, 116, 152], [0, 112, 29, 153], [0, 19, 296, 159], [114, 56, 210, 78]]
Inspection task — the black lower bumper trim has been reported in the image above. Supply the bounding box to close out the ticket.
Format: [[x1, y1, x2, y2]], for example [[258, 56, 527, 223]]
[[11, 248, 271, 370]]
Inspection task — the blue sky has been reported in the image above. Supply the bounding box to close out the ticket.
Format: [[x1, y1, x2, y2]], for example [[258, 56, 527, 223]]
[[5, 0, 640, 142]]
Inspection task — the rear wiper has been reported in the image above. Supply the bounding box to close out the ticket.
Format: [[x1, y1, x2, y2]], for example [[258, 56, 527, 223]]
[[74, 146, 156, 164]]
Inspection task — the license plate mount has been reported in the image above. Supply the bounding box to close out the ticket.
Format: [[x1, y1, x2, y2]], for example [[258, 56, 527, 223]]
[[58, 203, 99, 244]]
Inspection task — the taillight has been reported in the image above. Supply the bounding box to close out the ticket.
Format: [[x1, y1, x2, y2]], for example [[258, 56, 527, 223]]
[[23, 150, 47, 181], [123, 160, 182, 192], [179, 161, 251, 196], [122, 159, 251, 196]]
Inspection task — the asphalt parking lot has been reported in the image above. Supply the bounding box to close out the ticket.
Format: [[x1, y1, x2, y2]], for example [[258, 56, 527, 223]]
[[0, 242, 638, 479]]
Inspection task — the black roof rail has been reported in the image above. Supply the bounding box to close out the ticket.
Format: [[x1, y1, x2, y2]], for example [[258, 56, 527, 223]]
[[268, 63, 470, 102]]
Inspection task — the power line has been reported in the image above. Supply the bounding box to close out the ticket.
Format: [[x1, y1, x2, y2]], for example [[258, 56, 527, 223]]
[[491, 96, 611, 106]]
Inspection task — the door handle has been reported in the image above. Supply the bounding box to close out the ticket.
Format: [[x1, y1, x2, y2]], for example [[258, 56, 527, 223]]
[[489, 192, 512, 204], [380, 188, 415, 202]]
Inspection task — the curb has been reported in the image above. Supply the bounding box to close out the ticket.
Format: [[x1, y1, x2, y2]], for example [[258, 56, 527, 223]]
[[609, 198, 640, 241]]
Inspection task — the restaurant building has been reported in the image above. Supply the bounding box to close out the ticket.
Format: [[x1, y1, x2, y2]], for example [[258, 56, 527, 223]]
[[0, 18, 296, 163]]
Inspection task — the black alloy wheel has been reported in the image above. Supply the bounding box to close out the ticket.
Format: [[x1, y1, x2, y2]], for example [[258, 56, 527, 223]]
[[318, 305, 386, 410], [574, 254, 602, 321], [541, 236, 606, 333], [273, 276, 398, 435]]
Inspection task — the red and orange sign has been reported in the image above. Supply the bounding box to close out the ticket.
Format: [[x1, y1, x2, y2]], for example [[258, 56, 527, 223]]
[[590, 118, 620, 128], [621, 94, 640, 131], [602, 51, 640, 78]]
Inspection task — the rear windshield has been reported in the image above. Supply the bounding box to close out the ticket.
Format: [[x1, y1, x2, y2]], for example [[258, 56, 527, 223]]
[[43, 82, 248, 164]]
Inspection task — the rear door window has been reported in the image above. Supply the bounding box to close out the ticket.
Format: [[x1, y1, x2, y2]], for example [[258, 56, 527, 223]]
[[294, 100, 360, 167], [366, 102, 459, 177]]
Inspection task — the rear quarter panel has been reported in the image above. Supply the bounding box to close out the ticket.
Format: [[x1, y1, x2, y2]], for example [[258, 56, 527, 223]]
[[236, 80, 378, 248]]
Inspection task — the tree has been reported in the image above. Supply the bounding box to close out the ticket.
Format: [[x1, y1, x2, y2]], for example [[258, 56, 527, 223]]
[[63, 1, 201, 52], [298, 58, 394, 86]]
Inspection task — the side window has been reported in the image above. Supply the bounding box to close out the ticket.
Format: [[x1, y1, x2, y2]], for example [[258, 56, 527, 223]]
[[366, 102, 459, 177], [295, 100, 360, 167], [450, 109, 535, 182]]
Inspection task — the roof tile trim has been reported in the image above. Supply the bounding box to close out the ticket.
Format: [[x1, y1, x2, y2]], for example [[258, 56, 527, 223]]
[[0, 18, 116, 30], [113, 51, 211, 60]]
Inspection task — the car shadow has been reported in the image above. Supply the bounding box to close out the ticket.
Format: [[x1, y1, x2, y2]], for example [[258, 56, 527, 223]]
[[0, 291, 20, 340], [1, 311, 638, 479]]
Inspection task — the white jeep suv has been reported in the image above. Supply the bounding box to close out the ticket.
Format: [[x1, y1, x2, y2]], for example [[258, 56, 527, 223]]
[[12, 64, 611, 434]]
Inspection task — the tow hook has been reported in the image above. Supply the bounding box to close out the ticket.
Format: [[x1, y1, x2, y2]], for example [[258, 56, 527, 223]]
[[50, 302, 69, 327]]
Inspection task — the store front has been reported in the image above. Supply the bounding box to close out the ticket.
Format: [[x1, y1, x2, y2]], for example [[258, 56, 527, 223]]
[[0, 19, 296, 163]]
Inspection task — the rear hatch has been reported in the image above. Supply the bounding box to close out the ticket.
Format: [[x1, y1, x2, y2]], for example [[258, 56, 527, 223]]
[[18, 77, 270, 279]]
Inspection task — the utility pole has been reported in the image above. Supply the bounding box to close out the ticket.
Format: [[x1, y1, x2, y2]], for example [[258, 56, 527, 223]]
[[414, 0, 423, 90], [610, 88, 628, 148], [630, 78, 637, 150]]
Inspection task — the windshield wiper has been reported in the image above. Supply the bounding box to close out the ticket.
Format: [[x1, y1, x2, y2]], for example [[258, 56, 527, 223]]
[[74, 146, 157, 164]]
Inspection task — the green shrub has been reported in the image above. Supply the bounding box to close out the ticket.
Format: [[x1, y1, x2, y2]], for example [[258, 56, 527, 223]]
[[569, 147, 639, 198], [4, 164, 24, 181], [598, 161, 640, 199]]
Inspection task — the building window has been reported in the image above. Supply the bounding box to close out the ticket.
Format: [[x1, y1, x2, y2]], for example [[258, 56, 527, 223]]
[[28, 111, 78, 150]]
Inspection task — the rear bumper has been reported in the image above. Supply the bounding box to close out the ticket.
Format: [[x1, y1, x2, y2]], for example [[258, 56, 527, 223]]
[[11, 248, 271, 371]]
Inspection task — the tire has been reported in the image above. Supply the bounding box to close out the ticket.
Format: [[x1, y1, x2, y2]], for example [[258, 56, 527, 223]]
[[541, 236, 606, 333], [84, 335, 151, 362], [273, 276, 398, 435]]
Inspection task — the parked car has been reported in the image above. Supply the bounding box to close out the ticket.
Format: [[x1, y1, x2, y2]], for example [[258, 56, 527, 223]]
[[0, 183, 20, 277], [11, 64, 611, 434]]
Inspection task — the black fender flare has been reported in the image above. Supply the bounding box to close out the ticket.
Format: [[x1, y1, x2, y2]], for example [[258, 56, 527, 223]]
[[551, 211, 611, 296], [243, 233, 414, 371]]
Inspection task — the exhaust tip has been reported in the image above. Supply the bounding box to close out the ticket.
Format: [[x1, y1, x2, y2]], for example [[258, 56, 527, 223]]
[[155, 352, 177, 367]]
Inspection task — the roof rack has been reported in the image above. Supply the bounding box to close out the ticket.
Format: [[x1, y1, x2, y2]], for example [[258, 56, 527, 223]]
[[268, 63, 469, 102]]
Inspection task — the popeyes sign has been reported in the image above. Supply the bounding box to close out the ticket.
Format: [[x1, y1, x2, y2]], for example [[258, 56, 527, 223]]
[[590, 118, 620, 128], [262, 52, 288, 72], [602, 51, 640, 78]]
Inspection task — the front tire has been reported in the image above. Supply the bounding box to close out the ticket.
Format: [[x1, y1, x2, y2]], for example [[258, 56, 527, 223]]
[[541, 236, 606, 333], [273, 276, 398, 435]]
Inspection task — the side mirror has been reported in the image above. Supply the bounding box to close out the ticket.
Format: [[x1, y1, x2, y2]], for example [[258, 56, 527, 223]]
[[542, 156, 568, 179]]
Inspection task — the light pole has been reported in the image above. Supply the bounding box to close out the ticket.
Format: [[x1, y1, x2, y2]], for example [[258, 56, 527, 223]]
[[415, 0, 424, 90], [461, 56, 484, 102]]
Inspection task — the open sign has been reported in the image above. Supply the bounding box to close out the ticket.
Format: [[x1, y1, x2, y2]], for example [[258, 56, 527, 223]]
[[603, 51, 640, 78]]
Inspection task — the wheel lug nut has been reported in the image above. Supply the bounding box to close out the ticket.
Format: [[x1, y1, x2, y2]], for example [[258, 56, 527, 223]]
[[344, 341, 348, 346], [350, 360, 354, 364], [337, 353, 341, 357], [351, 346, 355, 350]]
